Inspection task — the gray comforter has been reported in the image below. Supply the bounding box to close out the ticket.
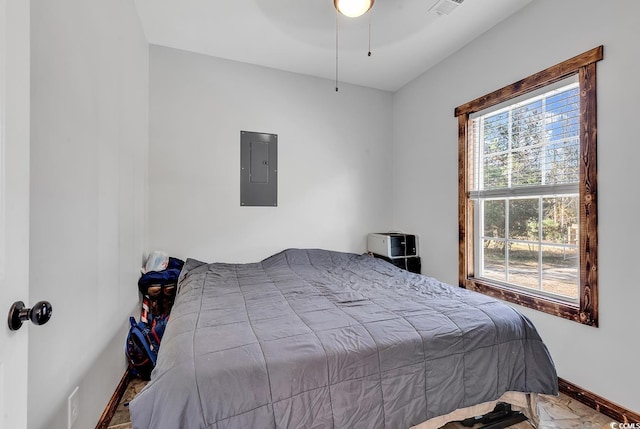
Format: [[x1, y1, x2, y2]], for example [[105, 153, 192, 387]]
[[130, 249, 557, 429]]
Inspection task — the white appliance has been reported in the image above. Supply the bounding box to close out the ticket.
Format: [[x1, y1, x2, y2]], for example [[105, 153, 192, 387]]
[[367, 233, 419, 259]]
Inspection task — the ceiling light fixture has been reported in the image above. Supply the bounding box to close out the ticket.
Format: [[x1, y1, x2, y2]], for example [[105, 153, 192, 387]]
[[334, 0, 374, 18]]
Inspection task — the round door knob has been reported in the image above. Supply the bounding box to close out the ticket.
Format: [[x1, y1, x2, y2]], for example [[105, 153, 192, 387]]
[[7, 300, 53, 331]]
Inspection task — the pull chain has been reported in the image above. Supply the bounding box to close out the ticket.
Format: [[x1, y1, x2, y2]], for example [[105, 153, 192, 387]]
[[335, 10, 339, 92], [335, 8, 372, 92], [368, 12, 372, 57]]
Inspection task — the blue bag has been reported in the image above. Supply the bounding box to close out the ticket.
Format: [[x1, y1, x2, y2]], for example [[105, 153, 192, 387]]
[[125, 314, 168, 380]]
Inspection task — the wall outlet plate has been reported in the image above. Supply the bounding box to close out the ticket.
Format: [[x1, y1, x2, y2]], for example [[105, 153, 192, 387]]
[[68, 386, 79, 429]]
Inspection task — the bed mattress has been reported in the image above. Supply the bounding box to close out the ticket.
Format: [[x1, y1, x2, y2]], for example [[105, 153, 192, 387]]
[[130, 248, 557, 429]]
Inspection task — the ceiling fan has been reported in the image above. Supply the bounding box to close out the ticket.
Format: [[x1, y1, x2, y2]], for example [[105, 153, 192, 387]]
[[331, 0, 462, 90]]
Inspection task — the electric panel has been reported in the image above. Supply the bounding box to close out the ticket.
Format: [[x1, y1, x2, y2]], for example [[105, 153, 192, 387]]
[[241, 131, 277, 206]]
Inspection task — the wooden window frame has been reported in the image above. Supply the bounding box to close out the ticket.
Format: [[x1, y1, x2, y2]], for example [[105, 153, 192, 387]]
[[455, 46, 602, 326]]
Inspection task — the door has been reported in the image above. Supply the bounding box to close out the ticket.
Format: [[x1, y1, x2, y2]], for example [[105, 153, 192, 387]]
[[0, 0, 30, 428]]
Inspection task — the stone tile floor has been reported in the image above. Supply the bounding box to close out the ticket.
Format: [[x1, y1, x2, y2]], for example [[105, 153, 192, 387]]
[[108, 379, 617, 429], [442, 393, 614, 429], [107, 377, 147, 429]]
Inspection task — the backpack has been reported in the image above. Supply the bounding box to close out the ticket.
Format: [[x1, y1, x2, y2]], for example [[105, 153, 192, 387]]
[[125, 314, 168, 380], [138, 257, 184, 319]]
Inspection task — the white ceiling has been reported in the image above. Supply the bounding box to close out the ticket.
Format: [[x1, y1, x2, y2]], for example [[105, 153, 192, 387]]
[[133, 0, 533, 92]]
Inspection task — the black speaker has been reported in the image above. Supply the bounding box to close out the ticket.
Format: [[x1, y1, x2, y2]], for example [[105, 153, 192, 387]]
[[373, 254, 421, 274]]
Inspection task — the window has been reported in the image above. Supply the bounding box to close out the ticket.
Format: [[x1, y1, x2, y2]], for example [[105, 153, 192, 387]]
[[455, 46, 602, 326]]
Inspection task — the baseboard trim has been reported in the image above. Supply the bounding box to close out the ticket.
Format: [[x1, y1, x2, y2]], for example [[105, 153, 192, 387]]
[[95, 368, 131, 429], [558, 377, 640, 423]]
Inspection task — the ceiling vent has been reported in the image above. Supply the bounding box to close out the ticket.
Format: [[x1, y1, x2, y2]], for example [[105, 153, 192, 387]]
[[429, 0, 464, 16]]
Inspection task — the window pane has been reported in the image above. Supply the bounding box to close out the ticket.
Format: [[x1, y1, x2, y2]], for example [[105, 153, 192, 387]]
[[546, 87, 579, 142], [483, 153, 508, 189], [511, 147, 542, 186], [483, 199, 505, 238], [508, 242, 539, 290], [473, 81, 580, 194], [544, 140, 579, 185], [541, 196, 579, 244], [483, 112, 509, 153], [541, 245, 579, 299], [512, 100, 543, 149], [482, 239, 505, 282], [509, 199, 538, 240]]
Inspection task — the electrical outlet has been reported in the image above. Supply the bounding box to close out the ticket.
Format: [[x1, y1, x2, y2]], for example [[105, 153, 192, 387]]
[[68, 386, 79, 429]]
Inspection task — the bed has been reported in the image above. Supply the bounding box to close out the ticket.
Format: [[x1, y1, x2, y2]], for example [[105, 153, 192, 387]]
[[129, 248, 558, 429]]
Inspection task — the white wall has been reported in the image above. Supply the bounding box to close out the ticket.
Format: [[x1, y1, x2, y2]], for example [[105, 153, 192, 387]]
[[28, 0, 148, 428], [393, 0, 640, 414], [148, 46, 394, 263]]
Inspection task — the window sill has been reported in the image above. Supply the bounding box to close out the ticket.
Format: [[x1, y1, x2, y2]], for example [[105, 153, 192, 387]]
[[462, 277, 597, 327]]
